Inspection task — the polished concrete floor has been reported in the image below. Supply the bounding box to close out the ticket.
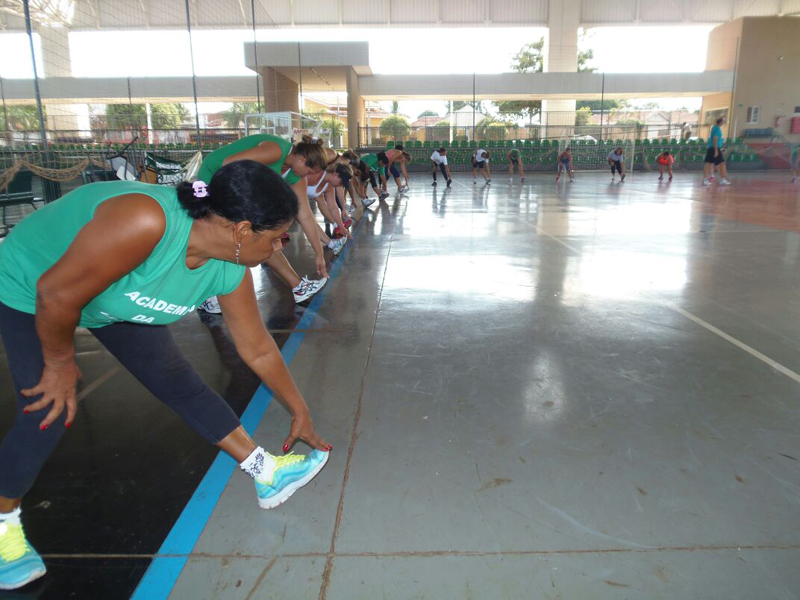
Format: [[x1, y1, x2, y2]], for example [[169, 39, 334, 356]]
[[2, 171, 800, 599], [170, 172, 800, 599]]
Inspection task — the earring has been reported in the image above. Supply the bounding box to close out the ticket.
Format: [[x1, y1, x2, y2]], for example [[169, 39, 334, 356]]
[[235, 242, 241, 266]]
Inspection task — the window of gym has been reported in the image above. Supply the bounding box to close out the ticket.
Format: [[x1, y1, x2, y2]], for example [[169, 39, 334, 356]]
[[746, 106, 760, 124]]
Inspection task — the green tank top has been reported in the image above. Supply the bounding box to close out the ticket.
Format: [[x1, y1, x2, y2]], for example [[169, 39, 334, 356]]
[[0, 181, 245, 328], [510, 149, 521, 159], [197, 134, 300, 185]]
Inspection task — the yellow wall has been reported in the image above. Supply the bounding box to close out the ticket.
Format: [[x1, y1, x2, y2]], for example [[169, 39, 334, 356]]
[[702, 17, 800, 141]]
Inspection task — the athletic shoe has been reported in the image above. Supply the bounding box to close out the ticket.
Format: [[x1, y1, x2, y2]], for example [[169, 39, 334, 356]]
[[379, 192, 390, 200], [520, 177, 525, 182], [0, 519, 46, 590], [621, 175, 626, 182], [329, 237, 347, 256], [362, 197, 376, 208], [198, 297, 222, 314], [508, 178, 513, 182], [343, 218, 353, 228], [346, 205, 356, 217], [669, 176, 673, 181], [791, 176, 798, 183], [569, 178, 574, 183], [709, 176, 715, 181], [446, 179, 452, 187], [719, 179, 731, 186], [658, 176, 663, 181], [400, 186, 409, 193], [473, 180, 477, 185], [487, 179, 492, 183], [611, 176, 615, 181], [431, 181, 437, 186], [702, 179, 710, 186], [555, 175, 560, 182], [293, 276, 327, 304], [255, 450, 329, 509]]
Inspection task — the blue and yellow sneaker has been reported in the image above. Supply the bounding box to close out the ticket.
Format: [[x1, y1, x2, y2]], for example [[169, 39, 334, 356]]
[[255, 450, 329, 509], [0, 519, 46, 590]]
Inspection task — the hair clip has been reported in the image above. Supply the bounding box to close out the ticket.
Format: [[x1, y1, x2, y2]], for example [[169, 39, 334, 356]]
[[192, 180, 209, 198]]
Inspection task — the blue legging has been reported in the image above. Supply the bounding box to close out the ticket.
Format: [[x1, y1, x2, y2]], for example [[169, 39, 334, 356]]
[[0, 303, 241, 498]]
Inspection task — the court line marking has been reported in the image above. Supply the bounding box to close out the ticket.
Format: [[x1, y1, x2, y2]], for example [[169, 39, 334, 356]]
[[525, 219, 800, 386], [663, 302, 800, 385], [131, 218, 366, 600], [77, 365, 121, 401]]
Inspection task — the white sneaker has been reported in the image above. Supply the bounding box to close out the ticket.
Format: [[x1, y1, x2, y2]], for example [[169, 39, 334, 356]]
[[702, 179, 710, 186], [719, 179, 731, 186], [473, 180, 477, 185], [520, 177, 525, 182], [198, 297, 222, 314], [346, 205, 356, 217], [362, 197, 376, 208], [379, 191, 390, 200], [328, 237, 347, 256], [792, 176, 798, 183], [508, 178, 513, 182], [293, 276, 327, 303]]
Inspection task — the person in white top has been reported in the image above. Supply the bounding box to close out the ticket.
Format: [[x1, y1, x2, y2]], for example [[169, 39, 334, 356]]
[[306, 163, 354, 240], [472, 148, 491, 184], [430, 147, 452, 187], [607, 147, 626, 181]]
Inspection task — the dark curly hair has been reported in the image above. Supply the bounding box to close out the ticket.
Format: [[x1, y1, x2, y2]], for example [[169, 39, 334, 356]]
[[177, 160, 298, 232]]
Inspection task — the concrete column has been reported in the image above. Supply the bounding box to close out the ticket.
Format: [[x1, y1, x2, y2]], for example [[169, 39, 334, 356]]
[[261, 67, 299, 113], [39, 25, 81, 134], [542, 0, 579, 132], [345, 67, 364, 149]]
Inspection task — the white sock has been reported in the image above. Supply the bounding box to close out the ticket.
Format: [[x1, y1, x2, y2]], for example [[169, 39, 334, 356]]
[[239, 446, 276, 480], [0, 507, 21, 526]]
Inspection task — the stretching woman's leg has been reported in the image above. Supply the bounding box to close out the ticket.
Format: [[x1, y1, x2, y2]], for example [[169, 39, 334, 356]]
[[0, 304, 67, 504], [263, 251, 303, 289], [90, 322, 244, 449]]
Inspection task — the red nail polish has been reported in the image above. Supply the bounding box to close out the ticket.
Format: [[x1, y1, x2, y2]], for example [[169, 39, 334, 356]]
[[66, 422, 72, 429], [40, 423, 48, 431], [23, 409, 29, 414], [283, 444, 289, 452]]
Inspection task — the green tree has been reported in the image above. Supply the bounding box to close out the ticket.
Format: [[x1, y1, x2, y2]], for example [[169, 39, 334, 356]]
[[417, 110, 439, 119], [151, 103, 189, 129], [577, 99, 620, 112], [222, 102, 261, 129], [575, 107, 593, 127], [448, 100, 482, 113], [105, 104, 147, 130], [475, 116, 509, 140], [493, 37, 544, 123], [391, 101, 399, 115], [510, 37, 544, 73], [319, 116, 345, 138], [379, 114, 411, 139], [3, 105, 45, 131]]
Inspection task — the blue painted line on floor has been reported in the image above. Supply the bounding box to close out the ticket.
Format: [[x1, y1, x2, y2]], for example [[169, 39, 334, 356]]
[[131, 218, 366, 600]]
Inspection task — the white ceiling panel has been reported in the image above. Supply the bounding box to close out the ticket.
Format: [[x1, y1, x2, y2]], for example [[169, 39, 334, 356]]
[[390, 0, 438, 24], [342, 0, 389, 24], [490, 0, 548, 24]]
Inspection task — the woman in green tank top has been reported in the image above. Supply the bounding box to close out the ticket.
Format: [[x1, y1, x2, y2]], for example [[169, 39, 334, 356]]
[[0, 161, 332, 590], [198, 135, 338, 311], [507, 147, 525, 182], [200, 135, 343, 281]]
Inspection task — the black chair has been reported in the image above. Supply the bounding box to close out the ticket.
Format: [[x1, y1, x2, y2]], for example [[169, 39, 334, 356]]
[[0, 170, 42, 236]]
